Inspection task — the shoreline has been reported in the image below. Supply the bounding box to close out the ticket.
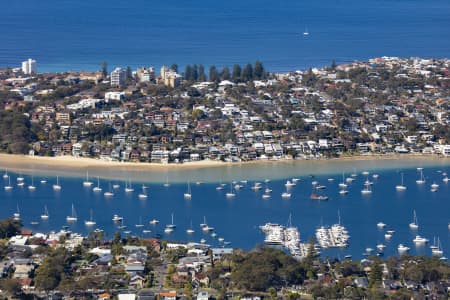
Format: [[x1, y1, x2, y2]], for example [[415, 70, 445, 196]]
[[1, 153, 450, 183]]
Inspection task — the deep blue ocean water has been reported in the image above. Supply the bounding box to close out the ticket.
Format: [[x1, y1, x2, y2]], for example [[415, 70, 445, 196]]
[[1, 164, 449, 260], [1, 0, 449, 72]]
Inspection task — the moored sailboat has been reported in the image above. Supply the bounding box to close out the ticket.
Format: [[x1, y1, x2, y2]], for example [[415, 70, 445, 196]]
[[53, 176, 61, 191], [83, 171, 93, 187], [184, 182, 192, 199], [409, 210, 419, 230], [66, 204, 77, 222], [395, 173, 406, 191], [84, 209, 96, 226], [41, 205, 49, 220]]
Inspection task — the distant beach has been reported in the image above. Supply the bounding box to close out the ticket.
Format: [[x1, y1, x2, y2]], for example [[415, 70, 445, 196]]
[[1, 153, 450, 183]]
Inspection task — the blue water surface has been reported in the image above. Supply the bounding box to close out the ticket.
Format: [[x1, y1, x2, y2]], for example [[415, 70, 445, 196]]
[[1, 165, 449, 260], [1, 0, 449, 72]]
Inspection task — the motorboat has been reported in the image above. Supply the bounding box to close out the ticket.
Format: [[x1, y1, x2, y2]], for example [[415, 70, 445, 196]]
[[398, 244, 410, 254], [112, 214, 123, 222], [413, 235, 429, 244], [377, 222, 386, 229]]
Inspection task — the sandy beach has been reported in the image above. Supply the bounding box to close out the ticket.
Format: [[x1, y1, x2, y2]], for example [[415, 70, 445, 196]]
[[1, 153, 449, 183]]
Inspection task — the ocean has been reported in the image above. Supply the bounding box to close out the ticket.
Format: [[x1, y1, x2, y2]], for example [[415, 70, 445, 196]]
[[0, 0, 449, 72], [1, 159, 449, 260]]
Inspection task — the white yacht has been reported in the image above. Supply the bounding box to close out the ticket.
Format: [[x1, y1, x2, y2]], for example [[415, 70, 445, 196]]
[[138, 193, 148, 199], [398, 244, 410, 254], [413, 235, 429, 244], [135, 217, 144, 228], [431, 182, 439, 189], [377, 222, 386, 229], [251, 182, 262, 190], [416, 169, 425, 184], [138, 185, 148, 199], [226, 183, 236, 198], [28, 176, 36, 191], [285, 180, 296, 188], [41, 205, 49, 220], [262, 193, 271, 199], [163, 174, 170, 187], [13, 204, 20, 221], [200, 216, 208, 228], [149, 219, 159, 225], [165, 213, 176, 229], [40, 179, 47, 184], [339, 188, 348, 195], [184, 182, 192, 199], [409, 210, 419, 230], [376, 243, 386, 251], [53, 176, 61, 191], [395, 173, 407, 191], [4, 177, 13, 191], [2, 169, 8, 179], [361, 184, 372, 195], [281, 192, 291, 199], [112, 214, 123, 222], [83, 171, 93, 187], [385, 230, 394, 239], [84, 210, 96, 226], [66, 204, 77, 222], [431, 237, 443, 257], [186, 221, 195, 234], [104, 184, 114, 197], [124, 180, 134, 193], [339, 173, 347, 189], [93, 177, 102, 192]]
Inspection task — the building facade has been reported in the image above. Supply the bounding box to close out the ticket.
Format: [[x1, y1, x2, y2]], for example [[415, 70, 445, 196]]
[[21, 58, 37, 74], [110, 67, 126, 86]]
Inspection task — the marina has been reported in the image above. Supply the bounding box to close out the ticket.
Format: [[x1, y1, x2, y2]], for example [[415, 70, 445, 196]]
[[1, 163, 449, 260], [260, 217, 308, 258]]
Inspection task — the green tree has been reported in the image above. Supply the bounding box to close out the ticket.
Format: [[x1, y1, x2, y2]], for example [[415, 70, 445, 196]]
[[192, 109, 205, 120], [209, 65, 220, 82], [232, 64, 241, 82], [184, 65, 193, 82], [192, 64, 198, 82], [170, 64, 178, 73], [221, 66, 230, 80], [126, 66, 133, 83], [0, 218, 21, 238], [369, 260, 383, 287], [0, 278, 22, 296], [242, 63, 253, 81], [198, 64, 206, 82], [269, 287, 277, 299], [101, 61, 108, 78], [330, 59, 337, 70], [254, 60, 265, 80]]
